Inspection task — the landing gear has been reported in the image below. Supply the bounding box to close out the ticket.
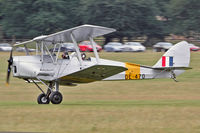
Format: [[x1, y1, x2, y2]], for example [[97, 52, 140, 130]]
[[50, 91, 63, 104], [171, 71, 178, 82], [37, 93, 50, 104], [32, 80, 63, 104]]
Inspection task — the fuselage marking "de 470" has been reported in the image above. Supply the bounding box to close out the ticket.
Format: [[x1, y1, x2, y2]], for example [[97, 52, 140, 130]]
[[125, 63, 145, 80]]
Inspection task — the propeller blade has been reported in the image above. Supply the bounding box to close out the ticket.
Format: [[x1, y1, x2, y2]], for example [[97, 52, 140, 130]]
[[6, 49, 13, 85]]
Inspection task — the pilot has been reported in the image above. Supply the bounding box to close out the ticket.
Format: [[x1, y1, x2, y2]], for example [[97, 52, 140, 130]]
[[81, 53, 86, 60], [62, 51, 69, 59], [81, 53, 91, 61]]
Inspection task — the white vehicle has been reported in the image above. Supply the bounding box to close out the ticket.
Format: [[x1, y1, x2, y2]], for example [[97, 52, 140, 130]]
[[123, 42, 146, 52], [104, 42, 124, 52], [0, 43, 12, 51], [153, 42, 173, 52], [6, 25, 191, 104], [62, 43, 76, 52], [16, 47, 36, 52]]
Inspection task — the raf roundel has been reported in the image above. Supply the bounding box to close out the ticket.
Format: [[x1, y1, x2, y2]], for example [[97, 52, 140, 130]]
[[162, 56, 173, 67]]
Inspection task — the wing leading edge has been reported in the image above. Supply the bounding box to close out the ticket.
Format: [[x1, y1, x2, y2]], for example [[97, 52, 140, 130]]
[[59, 65, 127, 84], [14, 24, 116, 47]]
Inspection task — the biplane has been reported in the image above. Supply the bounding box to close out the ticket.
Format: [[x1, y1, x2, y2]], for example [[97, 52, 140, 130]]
[[6, 24, 191, 104]]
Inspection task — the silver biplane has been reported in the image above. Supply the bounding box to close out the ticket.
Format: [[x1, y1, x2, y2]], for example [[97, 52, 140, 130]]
[[6, 25, 191, 104]]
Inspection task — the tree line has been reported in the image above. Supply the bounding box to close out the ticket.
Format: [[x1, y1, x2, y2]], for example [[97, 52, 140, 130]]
[[0, 0, 199, 45]]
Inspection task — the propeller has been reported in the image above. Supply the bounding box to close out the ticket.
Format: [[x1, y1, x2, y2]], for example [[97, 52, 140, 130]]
[[6, 48, 13, 85]]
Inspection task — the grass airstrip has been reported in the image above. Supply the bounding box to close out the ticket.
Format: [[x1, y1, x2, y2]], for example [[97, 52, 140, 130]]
[[0, 50, 200, 133]]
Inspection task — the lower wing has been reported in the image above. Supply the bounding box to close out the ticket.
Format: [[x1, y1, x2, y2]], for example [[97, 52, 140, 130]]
[[59, 65, 127, 83]]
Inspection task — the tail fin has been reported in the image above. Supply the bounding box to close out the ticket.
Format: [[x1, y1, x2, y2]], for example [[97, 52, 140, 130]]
[[153, 41, 190, 69]]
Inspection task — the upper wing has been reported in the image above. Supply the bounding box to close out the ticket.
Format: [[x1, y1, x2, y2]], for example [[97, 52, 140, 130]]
[[59, 65, 127, 83], [14, 24, 116, 47], [13, 40, 35, 47], [41, 24, 116, 44]]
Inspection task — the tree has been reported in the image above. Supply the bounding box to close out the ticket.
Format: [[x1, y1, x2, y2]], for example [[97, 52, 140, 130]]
[[0, 0, 81, 38], [144, 0, 171, 45], [79, 0, 167, 45], [0, 0, 3, 40], [168, 0, 200, 37], [0, 0, 172, 45], [1, 0, 31, 38], [154, 0, 171, 18]]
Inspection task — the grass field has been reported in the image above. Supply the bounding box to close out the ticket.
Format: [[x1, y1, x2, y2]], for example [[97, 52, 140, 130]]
[[0, 50, 200, 133]]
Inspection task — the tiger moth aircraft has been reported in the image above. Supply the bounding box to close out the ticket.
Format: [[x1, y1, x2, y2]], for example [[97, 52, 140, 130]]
[[6, 24, 191, 104]]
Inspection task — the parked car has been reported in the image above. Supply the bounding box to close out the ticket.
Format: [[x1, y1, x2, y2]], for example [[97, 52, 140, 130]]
[[16, 47, 35, 52], [104, 42, 124, 52], [50, 43, 76, 52], [62, 43, 76, 52], [188, 43, 200, 51], [79, 41, 102, 52], [0, 43, 12, 51], [153, 42, 173, 52], [123, 42, 146, 52]]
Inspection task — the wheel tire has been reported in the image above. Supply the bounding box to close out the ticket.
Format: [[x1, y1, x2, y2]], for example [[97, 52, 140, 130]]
[[37, 93, 50, 104], [50, 91, 63, 104]]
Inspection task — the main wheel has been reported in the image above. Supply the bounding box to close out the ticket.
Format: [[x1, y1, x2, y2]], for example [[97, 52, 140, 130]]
[[50, 91, 63, 104], [37, 93, 50, 104]]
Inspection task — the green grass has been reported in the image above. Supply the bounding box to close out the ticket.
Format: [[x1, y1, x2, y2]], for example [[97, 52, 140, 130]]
[[0, 50, 200, 133]]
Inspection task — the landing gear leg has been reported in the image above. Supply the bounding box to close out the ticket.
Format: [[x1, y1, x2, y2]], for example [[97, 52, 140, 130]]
[[34, 81, 53, 104], [171, 71, 178, 82], [33, 80, 63, 104], [37, 82, 54, 104], [31, 80, 48, 104], [45, 81, 53, 99], [49, 81, 63, 104]]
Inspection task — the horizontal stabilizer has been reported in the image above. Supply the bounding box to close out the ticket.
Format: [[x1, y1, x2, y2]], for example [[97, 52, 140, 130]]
[[152, 66, 192, 70], [60, 65, 127, 83]]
